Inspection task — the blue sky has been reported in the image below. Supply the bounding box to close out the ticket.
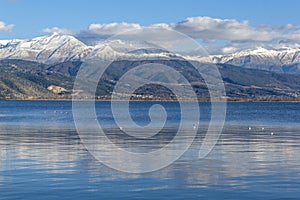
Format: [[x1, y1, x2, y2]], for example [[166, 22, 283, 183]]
[[1, 0, 300, 39]]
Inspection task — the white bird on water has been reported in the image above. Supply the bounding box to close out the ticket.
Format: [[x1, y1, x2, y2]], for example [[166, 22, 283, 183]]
[[193, 124, 197, 130], [248, 127, 252, 131], [271, 132, 274, 135], [193, 122, 199, 130]]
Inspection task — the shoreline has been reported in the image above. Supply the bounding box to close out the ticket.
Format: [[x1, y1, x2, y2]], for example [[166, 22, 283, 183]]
[[1, 98, 300, 103]]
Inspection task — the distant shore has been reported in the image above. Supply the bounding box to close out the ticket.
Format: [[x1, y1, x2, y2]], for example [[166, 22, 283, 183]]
[[1, 97, 300, 102]]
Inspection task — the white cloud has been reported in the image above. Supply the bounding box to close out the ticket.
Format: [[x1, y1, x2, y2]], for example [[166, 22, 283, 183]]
[[0, 21, 14, 32], [172, 16, 281, 42], [171, 16, 300, 44], [282, 30, 300, 42], [42, 27, 74, 35], [221, 46, 238, 54], [46, 16, 300, 52], [149, 23, 172, 29], [78, 17, 300, 44], [87, 22, 142, 35]]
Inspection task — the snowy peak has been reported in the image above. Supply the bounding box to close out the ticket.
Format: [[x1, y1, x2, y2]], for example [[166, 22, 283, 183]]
[[25, 32, 83, 48], [192, 45, 300, 73], [0, 33, 176, 63], [0, 33, 91, 63]]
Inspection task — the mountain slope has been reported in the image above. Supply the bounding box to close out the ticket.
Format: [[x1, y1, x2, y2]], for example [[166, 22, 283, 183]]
[[0, 60, 76, 99], [1, 59, 300, 101], [1, 33, 300, 101]]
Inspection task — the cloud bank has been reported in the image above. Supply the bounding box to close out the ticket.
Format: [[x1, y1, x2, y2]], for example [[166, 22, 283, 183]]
[[40, 16, 300, 53], [74, 16, 300, 43]]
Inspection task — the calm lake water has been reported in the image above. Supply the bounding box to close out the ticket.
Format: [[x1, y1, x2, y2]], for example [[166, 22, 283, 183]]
[[0, 100, 300, 199]]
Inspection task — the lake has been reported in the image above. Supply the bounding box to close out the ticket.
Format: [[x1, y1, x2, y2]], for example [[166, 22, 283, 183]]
[[0, 100, 300, 199]]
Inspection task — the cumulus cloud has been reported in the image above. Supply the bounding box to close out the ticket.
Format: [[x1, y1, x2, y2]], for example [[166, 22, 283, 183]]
[[221, 46, 238, 54], [87, 22, 142, 35], [42, 16, 300, 53], [76, 22, 143, 45], [281, 30, 300, 42], [76, 17, 300, 45], [42, 27, 74, 35], [0, 21, 14, 32], [172, 16, 300, 44], [172, 16, 281, 42], [149, 23, 172, 29]]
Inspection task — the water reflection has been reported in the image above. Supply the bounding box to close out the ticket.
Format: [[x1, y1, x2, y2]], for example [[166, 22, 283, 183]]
[[1, 101, 300, 199], [0, 125, 81, 174], [1, 124, 300, 198]]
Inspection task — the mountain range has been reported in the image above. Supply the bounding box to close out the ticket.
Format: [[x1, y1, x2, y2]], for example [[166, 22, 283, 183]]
[[2, 33, 300, 74], [1, 33, 300, 101]]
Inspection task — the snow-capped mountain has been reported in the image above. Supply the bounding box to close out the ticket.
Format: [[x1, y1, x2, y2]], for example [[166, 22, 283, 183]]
[[0, 33, 93, 63], [194, 46, 300, 73], [2, 33, 300, 73], [0, 33, 173, 63]]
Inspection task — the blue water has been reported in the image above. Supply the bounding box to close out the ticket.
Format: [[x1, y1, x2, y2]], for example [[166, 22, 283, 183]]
[[1, 101, 300, 126], [0, 100, 300, 199]]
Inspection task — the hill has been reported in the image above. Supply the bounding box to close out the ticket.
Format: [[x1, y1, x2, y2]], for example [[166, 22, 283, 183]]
[[0, 59, 300, 101]]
